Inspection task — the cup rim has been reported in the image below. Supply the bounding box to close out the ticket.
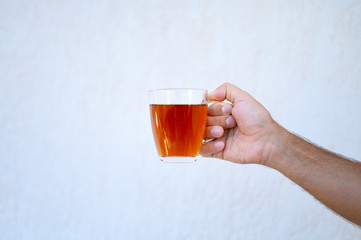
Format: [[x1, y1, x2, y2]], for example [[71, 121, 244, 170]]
[[148, 88, 207, 93]]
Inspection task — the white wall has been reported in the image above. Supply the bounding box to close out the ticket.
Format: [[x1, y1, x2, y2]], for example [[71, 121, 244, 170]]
[[1, 0, 361, 239]]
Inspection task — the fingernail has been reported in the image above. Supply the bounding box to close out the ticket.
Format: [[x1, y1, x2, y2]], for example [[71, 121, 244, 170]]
[[222, 105, 232, 114], [211, 127, 221, 136], [214, 141, 224, 150], [226, 116, 235, 127]]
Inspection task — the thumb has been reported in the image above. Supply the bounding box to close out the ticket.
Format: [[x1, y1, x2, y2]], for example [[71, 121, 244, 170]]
[[208, 82, 250, 103]]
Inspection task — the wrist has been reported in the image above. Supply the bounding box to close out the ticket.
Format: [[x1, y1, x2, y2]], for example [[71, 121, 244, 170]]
[[261, 120, 292, 170]]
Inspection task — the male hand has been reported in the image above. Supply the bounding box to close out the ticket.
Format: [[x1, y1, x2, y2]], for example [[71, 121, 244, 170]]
[[201, 82, 277, 165], [201, 82, 361, 226]]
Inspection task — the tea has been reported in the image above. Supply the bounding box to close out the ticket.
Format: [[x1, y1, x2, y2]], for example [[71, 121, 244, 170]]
[[150, 104, 207, 157]]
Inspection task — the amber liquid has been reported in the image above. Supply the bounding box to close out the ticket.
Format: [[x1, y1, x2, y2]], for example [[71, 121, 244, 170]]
[[150, 104, 207, 157]]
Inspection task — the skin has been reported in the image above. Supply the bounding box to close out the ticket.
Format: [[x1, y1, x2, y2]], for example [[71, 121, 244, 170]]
[[201, 82, 361, 226]]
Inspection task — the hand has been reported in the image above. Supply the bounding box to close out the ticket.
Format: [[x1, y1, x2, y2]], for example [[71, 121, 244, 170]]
[[201, 83, 361, 226], [201, 82, 277, 165]]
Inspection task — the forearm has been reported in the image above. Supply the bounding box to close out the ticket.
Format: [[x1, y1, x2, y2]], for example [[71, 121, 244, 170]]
[[267, 122, 361, 226]]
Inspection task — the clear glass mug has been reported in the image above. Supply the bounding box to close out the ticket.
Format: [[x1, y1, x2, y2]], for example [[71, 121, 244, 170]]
[[149, 88, 208, 163]]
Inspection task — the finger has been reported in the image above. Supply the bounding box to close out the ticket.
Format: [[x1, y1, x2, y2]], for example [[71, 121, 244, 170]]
[[200, 140, 225, 157], [208, 82, 250, 103], [208, 102, 232, 116], [207, 116, 236, 129], [204, 126, 224, 138]]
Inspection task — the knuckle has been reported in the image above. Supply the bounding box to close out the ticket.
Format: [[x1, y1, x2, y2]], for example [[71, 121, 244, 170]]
[[222, 82, 230, 87]]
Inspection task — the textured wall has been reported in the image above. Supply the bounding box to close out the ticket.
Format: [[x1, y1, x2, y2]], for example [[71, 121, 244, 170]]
[[1, 0, 361, 239]]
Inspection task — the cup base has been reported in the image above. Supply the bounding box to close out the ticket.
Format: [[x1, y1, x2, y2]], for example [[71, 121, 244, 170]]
[[160, 156, 197, 163]]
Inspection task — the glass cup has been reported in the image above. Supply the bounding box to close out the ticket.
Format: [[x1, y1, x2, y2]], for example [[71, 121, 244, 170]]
[[149, 88, 208, 163]]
